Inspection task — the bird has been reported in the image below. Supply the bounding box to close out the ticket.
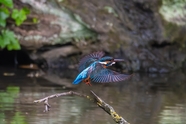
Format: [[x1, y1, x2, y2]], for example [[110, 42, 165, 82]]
[[72, 51, 132, 86]]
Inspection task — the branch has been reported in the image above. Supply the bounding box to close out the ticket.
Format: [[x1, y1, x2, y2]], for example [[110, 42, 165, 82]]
[[34, 90, 129, 124], [91, 91, 129, 124], [34, 91, 90, 112]]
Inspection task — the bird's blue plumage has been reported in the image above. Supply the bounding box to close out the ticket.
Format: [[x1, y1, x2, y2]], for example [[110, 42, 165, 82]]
[[72, 68, 88, 84], [73, 63, 94, 84], [72, 74, 85, 84], [78, 51, 104, 72], [90, 64, 131, 83], [73, 51, 132, 85]]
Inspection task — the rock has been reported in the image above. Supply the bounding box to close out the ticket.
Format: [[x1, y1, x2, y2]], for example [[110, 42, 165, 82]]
[[14, 0, 97, 49], [14, 0, 186, 73]]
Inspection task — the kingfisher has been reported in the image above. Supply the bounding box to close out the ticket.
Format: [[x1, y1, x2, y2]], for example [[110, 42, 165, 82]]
[[72, 51, 132, 86]]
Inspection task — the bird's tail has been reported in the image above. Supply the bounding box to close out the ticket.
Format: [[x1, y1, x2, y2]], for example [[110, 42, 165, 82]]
[[72, 75, 83, 84]]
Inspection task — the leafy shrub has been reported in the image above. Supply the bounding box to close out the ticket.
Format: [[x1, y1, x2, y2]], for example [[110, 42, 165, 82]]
[[0, 0, 30, 50]]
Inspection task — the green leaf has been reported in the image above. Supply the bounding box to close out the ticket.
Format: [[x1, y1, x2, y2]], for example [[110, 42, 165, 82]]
[[0, 30, 21, 50], [11, 8, 28, 26], [22, 7, 30, 15], [7, 44, 13, 50], [5, 30, 21, 50], [0, 0, 13, 8], [2, 29, 14, 42], [1, 30, 11, 48], [0, 7, 10, 27], [0, 7, 10, 19], [0, 19, 6, 27], [1, 36, 10, 48], [32, 17, 38, 23], [11, 9, 19, 19], [0, 35, 6, 48], [11, 39, 20, 50]]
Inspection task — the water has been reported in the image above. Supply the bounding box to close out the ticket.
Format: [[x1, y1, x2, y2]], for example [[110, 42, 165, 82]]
[[0, 67, 186, 124]]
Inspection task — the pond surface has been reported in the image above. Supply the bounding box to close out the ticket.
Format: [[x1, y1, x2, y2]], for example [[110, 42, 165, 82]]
[[0, 66, 186, 124]]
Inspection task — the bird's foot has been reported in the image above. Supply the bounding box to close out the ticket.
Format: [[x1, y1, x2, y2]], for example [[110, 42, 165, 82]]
[[83, 77, 92, 86], [85, 81, 92, 86]]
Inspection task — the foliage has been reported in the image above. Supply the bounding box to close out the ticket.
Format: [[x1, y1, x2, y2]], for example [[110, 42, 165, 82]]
[[0, 0, 30, 50], [0, 30, 20, 50], [0, 0, 13, 8], [11, 7, 30, 26]]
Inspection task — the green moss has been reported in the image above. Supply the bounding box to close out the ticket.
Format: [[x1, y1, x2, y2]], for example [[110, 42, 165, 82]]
[[159, 0, 186, 26], [163, 22, 186, 44], [163, 22, 179, 40], [160, 0, 186, 44]]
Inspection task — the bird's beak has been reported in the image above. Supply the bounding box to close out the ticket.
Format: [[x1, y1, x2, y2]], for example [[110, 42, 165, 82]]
[[113, 59, 125, 62]]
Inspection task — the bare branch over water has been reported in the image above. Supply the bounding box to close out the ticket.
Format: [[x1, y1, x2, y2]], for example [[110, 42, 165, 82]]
[[34, 90, 129, 124]]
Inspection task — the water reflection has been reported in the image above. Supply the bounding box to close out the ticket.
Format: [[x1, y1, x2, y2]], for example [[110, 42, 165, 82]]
[[0, 67, 186, 124], [160, 104, 186, 124], [0, 86, 26, 124]]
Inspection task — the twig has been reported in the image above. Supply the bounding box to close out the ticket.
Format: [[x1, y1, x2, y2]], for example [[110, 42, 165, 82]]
[[34, 91, 90, 112], [34, 90, 129, 124]]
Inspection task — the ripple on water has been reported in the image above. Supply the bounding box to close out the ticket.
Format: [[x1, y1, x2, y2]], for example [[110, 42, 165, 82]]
[[159, 104, 186, 124]]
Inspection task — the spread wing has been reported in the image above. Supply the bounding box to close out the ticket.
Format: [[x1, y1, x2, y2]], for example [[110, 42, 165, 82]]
[[78, 51, 105, 72], [90, 64, 132, 83]]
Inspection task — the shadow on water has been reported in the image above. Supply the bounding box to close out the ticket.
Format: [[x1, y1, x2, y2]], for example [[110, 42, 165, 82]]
[[0, 66, 186, 124]]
